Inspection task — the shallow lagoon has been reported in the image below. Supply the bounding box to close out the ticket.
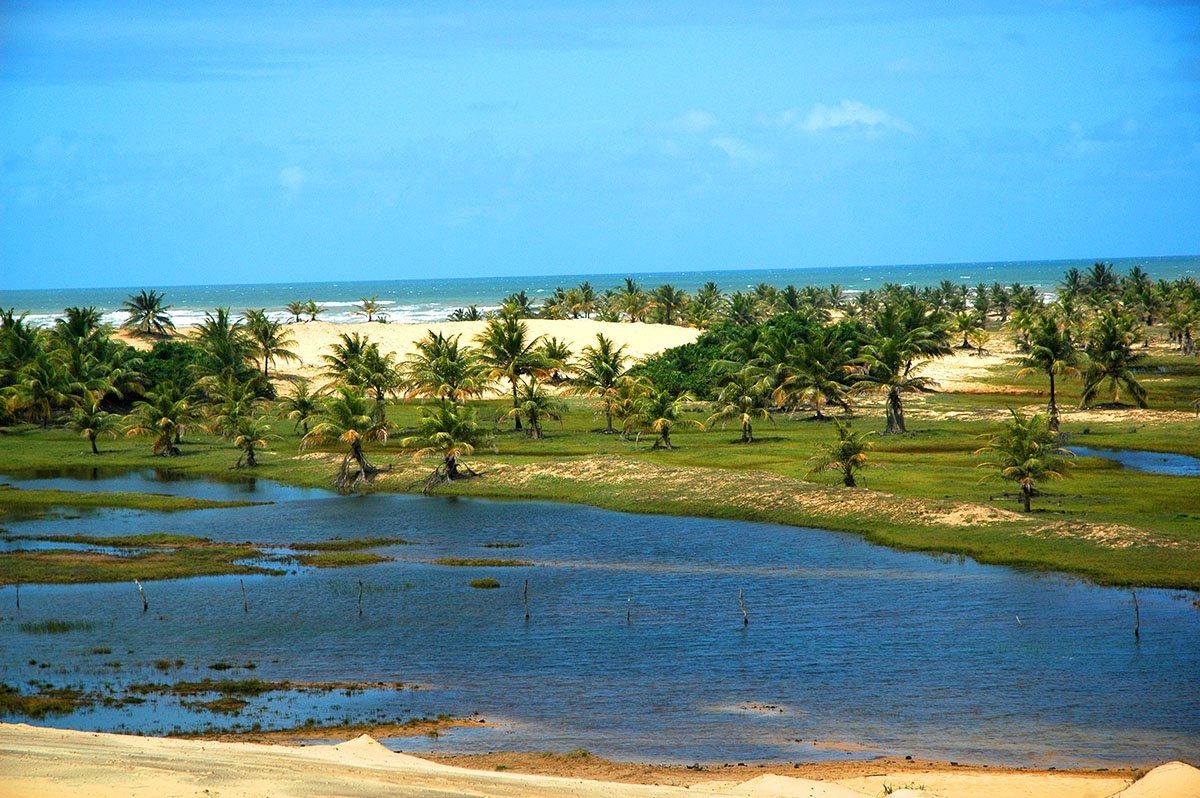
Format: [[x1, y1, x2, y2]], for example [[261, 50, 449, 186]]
[[1068, 446, 1200, 477], [1, 471, 1197, 767]]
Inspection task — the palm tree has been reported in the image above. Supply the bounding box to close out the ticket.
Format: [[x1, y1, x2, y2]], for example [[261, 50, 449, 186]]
[[852, 301, 951, 434], [125, 382, 191, 456], [321, 331, 375, 390], [650, 284, 689, 326], [401, 399, 494, 492], [304, 299, 325, 322], [950, 311, 983, 349], [615, 278, 650, 322], [635, 385, 703, 450], [280, 377, 321, 435], [575, 281, 598, 318], [68, 394, 121, 454], [1081, 310, 1149, 408], [807, 420, 873, 487], [400, 331, 486, 402], [191, 308, 256, 382], [244, 309, 298, 378], [1083, 261, 1119, 304], [53, 306, 106, 353], [120, 290, 176, 337], [285, 300, 307, 323], [539, 336, 574, 383], [203, 373, 261, 438], [499, 290, 538, 318], [354, 296, 388, 323], [975, 409, 1073, 512], [725, 292, 761, 327], [448, 305, 484, 321], [572, 333, 629, 433], [1014, 311, 1083, 431], [231, 414, 272, 469], [607, 375, 646, 438], [708, 368, 773, 443], [475, 315, 548, 430], [301, 385, 391, 491], [775, 326, 854, 420], [504, 378, 567, 439], [14, 354, 71, 427]]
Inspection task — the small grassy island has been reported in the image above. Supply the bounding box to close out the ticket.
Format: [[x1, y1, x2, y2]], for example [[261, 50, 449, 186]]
[[2, 264, 1199, 591]]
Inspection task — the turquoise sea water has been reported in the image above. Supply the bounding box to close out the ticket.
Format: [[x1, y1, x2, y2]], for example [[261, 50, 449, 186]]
[[1, 469, 1198, 767], [2, 255, 1196, 328]]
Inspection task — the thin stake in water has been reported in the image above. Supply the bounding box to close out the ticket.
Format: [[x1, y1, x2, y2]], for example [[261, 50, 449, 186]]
[[135, 579, 148, 613], [241, 579, 248, 614], [1132, 589, 1141, 641], [358, 579, 364, 617], [738, 588, 748, 627]]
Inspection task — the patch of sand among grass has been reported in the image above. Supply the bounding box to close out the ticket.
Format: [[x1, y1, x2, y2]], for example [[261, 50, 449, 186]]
[[483, 455, 1022, 528]]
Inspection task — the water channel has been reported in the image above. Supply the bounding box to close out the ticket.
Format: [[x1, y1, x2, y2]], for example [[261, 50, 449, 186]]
[[1, 469, 1197, 767]]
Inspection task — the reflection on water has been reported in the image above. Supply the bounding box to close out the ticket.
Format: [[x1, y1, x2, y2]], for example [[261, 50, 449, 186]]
[[0, 470, 1197, 767]]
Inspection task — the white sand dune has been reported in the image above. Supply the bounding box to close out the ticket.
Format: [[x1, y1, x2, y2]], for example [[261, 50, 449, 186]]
[[6, 724, 1191, 798]]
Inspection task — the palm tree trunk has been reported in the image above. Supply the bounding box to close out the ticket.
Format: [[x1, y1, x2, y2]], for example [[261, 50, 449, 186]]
[[1047, 372, 1059, 432], [511, 380, 522, 430], [89, 434, 99, 455], [885, 388, 906, 434], [604, 406, 614, 434], [742, 421, 752, 443], [1022, 482, 1033, 512], [843, 467, 856, 488]]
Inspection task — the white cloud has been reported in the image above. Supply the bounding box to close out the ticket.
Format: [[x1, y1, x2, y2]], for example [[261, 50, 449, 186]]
[[783, 100, 914, 134], [709, 136, 768, 165], [278, 166, 306, 192], [674, 109, 719, 133]]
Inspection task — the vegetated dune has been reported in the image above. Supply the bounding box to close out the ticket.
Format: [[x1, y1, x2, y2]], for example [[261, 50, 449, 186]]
[[5, 723, 1196, 798]]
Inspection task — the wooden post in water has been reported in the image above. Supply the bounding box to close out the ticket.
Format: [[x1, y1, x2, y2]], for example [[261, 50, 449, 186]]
[[357, 579, 364, 617], [523, 579, 530, 621], [626, 595, 632, 624], [738, 588, 748, 627], [14, 583, 19, 610], [1132, 589, 1141, 641], [135, 579, 148, 613], [241, 579, 248, 614]]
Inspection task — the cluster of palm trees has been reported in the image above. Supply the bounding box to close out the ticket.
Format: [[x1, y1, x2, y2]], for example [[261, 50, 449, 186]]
[[0, 298, 296, 468], [3, 262, 1197, 501]]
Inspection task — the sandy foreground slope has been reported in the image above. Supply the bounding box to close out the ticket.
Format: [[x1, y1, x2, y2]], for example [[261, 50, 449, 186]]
[[4, 724, 1198, 798]]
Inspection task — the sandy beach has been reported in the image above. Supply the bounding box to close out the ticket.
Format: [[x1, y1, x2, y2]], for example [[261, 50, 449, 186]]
[[5, 723, 1198, 798], [117, 318, 703, 387]]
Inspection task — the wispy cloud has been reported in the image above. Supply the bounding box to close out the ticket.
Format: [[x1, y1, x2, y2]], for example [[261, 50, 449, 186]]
[[709, 136, 768, 165], [780, 100, 914, 134], [278, 166, 306, 192], [674, 109, 719, 133]]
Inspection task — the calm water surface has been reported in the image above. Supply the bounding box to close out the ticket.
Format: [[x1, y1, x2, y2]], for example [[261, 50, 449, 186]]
[[1, 471, 1197, 767], [1069, 446, 1200, 477]]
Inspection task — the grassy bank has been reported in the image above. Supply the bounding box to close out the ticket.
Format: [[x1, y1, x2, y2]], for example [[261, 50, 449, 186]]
[[1, 350, 1198, 590]]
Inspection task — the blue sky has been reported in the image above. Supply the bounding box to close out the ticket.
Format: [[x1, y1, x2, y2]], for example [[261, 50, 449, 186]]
[[2, 1, 1198, 290]]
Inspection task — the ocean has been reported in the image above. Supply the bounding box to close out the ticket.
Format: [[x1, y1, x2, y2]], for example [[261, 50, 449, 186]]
[[2, 254, 1196, 329]]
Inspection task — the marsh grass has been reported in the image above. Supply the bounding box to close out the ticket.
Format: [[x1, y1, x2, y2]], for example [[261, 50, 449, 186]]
[[469, 578, 502, 589], [433, 558, 533, 567], [293, 552, 390, 567], [19, 619, 94, 634], [0, 683, 83, 718], [290, 537, 412, 551]]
